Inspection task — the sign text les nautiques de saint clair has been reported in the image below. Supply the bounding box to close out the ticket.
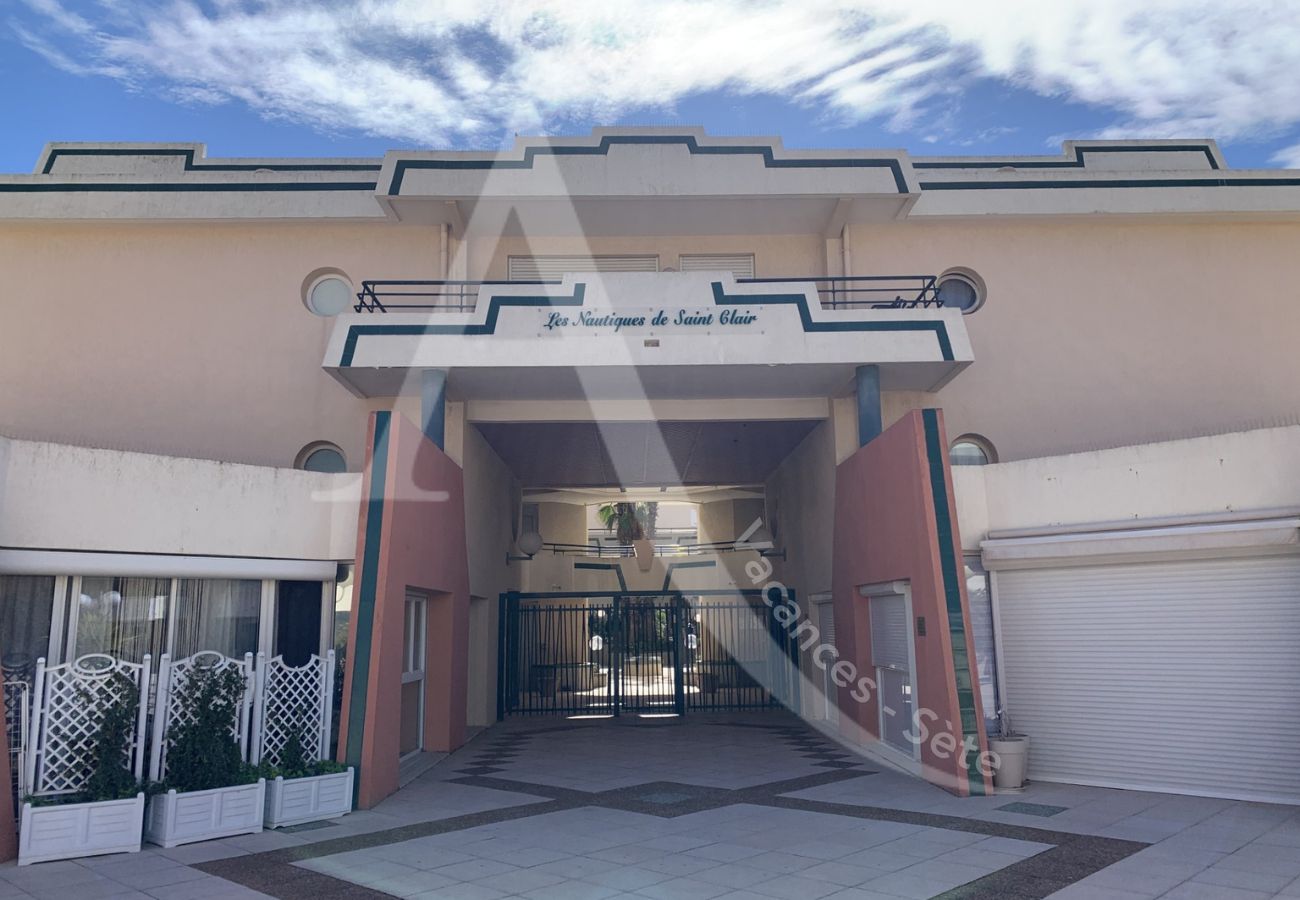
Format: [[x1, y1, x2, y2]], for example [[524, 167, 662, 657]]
[[543, 307, 759, 333]]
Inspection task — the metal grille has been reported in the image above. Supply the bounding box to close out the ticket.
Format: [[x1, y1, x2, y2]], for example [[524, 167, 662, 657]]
[[27, 654, 151, 797], [507, 255, 660, 279], [252, 651, 335, 767], [678, 254, 755, 279], [498, 591, 799, 718], [4, 680, 28, 807], [148, 652, 254, 783]]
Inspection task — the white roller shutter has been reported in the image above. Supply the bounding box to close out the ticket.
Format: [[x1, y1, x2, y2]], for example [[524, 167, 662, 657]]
[[996, 554, 1300, 803], [678, 254, 755, 279], [507, 255, 659, 279]]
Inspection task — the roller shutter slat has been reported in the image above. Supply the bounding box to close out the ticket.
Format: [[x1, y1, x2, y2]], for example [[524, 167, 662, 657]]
[[997, 554, 1300, 804]]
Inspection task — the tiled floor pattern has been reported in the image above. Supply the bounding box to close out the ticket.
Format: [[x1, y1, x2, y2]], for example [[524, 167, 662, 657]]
[[1, 712, 1298, 899]]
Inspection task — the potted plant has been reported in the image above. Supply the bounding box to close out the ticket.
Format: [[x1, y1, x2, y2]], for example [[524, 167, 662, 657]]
[[19, 670, 146, 865], [145, 662, 265, 848], [598, 501, 658, 572], [261, 716, 353, 829], [990, 710, 1030, 792]]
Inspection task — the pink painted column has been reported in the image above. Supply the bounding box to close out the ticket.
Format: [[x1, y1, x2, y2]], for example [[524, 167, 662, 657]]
[[831, 408, 992, 796], [337, 411, 471, 808]]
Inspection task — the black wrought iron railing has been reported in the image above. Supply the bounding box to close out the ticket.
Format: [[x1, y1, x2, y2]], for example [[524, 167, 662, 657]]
[[540, 541, 752, 558], [737, 275, 940, 309], [352, 274, 941, 313], [497, 589, 801, 718]]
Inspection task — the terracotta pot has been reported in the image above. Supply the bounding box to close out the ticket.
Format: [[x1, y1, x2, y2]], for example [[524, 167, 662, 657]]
[[633, 538, 655, 572]]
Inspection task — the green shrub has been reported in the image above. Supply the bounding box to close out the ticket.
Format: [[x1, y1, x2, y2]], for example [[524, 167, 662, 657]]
[[163, 663, 257, 792]]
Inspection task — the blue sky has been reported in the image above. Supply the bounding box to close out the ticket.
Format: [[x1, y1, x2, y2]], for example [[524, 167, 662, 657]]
[[5, 1, 1300, 173]]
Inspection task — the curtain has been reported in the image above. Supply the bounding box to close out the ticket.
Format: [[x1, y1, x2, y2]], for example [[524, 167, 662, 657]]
[[173, 579, 261, 659], [75, 576, 171, 663], [0, 576, 56, 683]]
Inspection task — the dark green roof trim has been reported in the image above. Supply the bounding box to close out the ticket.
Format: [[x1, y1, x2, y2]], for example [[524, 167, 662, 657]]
[[387, 134, 911, 195], [920, 176, 1300, 190], [0, 181, 378, 193], [41, 147, 380, 174], [339, 284, 587, 365], [339, 280, 954, 366], [710, 282, 955, 361], [922, 408, 985, 796], [915, 143, 1219, 171], [574, 561, 628, 592], [661, 559, 717, 592]]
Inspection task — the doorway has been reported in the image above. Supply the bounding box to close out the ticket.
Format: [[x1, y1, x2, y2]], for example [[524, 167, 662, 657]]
[[498, 590, 801, 718], [400, 591, 427, 758]]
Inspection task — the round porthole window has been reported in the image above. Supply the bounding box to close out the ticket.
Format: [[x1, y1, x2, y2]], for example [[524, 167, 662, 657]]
[[295, 442, 347, 473], [936, 268, 986, 314], [303, 272, 353, 317], [950, 434, 997, 466]]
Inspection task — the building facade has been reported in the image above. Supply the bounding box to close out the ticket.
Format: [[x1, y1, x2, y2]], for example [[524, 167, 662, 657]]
[[1, 129, 1298, 808]]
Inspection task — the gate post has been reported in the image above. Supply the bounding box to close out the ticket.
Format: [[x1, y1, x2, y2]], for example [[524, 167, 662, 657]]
[[671, 594, 686, 715], [612, 595, 622, 717], [496, 593, 509, 721], [786, 589, 800, 713]]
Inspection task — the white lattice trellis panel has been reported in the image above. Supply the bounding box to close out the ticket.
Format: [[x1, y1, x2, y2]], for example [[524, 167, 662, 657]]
[[26, 654, 151, 798], [252, 652, 335, 768], [148, 652, 254, 784]]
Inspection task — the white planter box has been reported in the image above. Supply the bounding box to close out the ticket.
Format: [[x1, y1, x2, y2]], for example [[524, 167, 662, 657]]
[[264, 768, 354, 828], [18, 792, 145, 865], [145, 779, 265, 848]]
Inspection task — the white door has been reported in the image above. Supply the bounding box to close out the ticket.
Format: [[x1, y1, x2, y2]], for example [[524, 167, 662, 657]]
[[866, 588, 918, 761], [813, 595, 838, 724], [400, 592, 427, 758], [996, 555, 1300, 803]]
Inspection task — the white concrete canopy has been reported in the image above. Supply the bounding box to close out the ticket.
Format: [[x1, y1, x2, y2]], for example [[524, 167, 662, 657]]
[[322, 272, 971, 400]]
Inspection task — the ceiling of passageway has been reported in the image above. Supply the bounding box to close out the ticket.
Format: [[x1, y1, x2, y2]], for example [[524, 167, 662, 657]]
[[475, 420, 821, 488]]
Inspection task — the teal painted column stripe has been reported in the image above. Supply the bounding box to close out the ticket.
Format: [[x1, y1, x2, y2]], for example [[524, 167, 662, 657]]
[[921, 409, 985, 796], [344, 411, 392, 783]]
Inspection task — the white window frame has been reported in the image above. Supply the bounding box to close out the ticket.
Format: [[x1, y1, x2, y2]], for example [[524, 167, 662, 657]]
[[401, 591, 428, 759], [507, 255, 660, 280], [677, 253, 756, 279], [810, 593, 837, 724]]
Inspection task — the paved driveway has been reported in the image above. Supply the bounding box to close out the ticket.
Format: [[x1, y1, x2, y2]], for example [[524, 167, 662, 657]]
[[2, 712, 1298, 899]]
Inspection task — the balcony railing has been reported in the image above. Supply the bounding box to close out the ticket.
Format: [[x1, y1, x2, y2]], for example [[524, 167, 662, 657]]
[[541, 541, 756, 558], [353, 275, 941, 313]]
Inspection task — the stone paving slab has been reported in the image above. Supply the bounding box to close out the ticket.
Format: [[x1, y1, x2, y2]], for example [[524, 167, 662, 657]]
[[0, 712, 1297, 898]]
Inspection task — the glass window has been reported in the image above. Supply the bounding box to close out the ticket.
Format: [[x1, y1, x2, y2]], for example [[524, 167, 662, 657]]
[[950, 435, 996, 466], [0, 576, 56, 682], [965, 557, 1001, 736], [297, 443, 346, 473], [173, 579, 262, 659], [937, 271, 985, 313], [74, 576, 171, 663]]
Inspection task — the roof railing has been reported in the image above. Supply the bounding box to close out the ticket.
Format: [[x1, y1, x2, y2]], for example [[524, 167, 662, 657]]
[[353, 274, 940, 313]]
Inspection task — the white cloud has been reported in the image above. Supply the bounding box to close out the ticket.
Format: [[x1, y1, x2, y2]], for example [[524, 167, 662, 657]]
[[12, 0, 1300, 148]]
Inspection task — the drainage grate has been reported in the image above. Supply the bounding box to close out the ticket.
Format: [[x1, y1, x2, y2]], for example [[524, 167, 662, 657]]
[[279, 820, 340, 833]]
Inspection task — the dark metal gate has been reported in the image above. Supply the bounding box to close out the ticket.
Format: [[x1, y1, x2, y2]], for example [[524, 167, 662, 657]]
[[497, 590, 800, 718]]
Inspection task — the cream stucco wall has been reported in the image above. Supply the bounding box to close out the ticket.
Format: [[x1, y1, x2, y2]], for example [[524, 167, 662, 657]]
[[853, 220, 1300, 461], [0, 221, 441, 470], [764, 420, 837, 600], [461, 423, 521, 725], [0, 434, 357, 559], [951, 425, 1300, 551], [470, 234, 824, 281]]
